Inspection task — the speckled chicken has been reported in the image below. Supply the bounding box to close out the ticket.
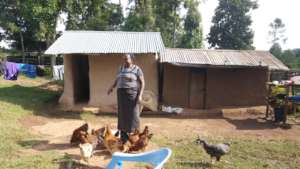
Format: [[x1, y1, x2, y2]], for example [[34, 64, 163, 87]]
[[195, 137, 230, 163]]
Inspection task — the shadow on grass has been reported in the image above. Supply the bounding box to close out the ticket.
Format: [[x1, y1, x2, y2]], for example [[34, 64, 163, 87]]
[[54, 154, 104, 169], [176, 161, 212, 168], [18, 140, 72, 151], [0, 83, 82, 119], [18, 139, 112, 160]]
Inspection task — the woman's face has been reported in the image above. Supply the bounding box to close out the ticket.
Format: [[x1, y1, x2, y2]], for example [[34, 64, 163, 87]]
[[123, 55, 132, 65]]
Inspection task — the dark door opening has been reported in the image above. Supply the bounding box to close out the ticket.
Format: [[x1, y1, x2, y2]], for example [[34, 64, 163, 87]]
[[72, 54, 90, 103]]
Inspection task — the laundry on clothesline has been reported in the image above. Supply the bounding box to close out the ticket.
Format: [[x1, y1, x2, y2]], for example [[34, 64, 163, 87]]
[[53, 65, 64, 80], [17, 63, 37, 78]]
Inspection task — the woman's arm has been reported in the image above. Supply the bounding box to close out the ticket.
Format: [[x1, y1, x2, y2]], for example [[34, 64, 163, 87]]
[[137, 75, 145, 102], [107, 78, 118, 95]]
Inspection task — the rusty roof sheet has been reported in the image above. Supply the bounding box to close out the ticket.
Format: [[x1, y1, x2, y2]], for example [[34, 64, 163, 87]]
[[160, 48, 289, 70], [45, 31, 165, 55]]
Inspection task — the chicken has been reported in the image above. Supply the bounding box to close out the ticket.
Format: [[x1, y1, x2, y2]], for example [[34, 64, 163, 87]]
[[79, 143, 93, 163], [128, 129, 140, 144], [128, 126, 153, 152], [70, 123, 89, 146], [195, 137, 230, 163], [86, 131, 100, 149], [101, 125, 128, 154]]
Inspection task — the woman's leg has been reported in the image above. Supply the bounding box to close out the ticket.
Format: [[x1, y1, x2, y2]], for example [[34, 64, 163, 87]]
[[120, 130, 129, 143]]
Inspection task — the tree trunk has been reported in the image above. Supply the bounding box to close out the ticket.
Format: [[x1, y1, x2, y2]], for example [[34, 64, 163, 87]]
[[46, 37, 56, 79], [172, 5, 176, 47], [19, 31, 25, 63]]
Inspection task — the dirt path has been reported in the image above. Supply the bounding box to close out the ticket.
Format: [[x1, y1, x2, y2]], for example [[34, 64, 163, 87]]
[[19, 111, 300, 168]]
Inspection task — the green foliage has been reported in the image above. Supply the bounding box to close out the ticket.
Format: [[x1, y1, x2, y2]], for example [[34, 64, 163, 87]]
[[0, 0, 123, 51], [0, 0, 62, 50], [1, 0, 204, 50], [207, 0, 257, 49], [179, 0, 203, 48], [279, 50, 300, 69], [153, 0, 183, 47], [0, 48, 21, 58], [123, 0, 156, 31], [123, 0, 190, 47], [65, 0, 123, 30], [270, 43, 282, 58], [270, 44, 300, 69]]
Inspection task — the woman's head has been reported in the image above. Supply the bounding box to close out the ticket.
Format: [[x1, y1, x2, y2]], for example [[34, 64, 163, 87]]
[[123, 54, 133, 66]]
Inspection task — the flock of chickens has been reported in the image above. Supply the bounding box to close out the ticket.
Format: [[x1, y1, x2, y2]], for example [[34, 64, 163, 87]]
[[70, 123, 231, 164], [70, 123, 153, 163]]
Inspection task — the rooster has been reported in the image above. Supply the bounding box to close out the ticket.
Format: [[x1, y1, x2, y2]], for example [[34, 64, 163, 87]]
[[70, 123, 89, 146], [195, 137, 230, 163]]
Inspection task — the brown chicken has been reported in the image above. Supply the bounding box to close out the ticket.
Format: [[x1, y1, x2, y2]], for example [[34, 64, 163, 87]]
[[128, 129, 140, 144], [102, 125, 129, 154], [70, 123, 89, 146], [128, 126, 153, 152]]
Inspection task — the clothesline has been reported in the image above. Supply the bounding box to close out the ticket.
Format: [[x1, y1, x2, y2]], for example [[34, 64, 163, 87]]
[[0, 61, 37, 80]]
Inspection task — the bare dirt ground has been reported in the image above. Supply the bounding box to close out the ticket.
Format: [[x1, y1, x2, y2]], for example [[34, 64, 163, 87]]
[[19, 108, 300, 168]]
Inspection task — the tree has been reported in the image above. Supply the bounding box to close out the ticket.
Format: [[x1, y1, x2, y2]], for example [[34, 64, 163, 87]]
[[65, 0, 123, 30], [279, 50, 300, 69], [0, 0, 63, 52], [268, 18, 287, 46], [207, 0, 257, 49], [153, 0, 183, 47], [123, 0, 156, 31], [179, 0, 203, 48], [269, 43, 282, 58]]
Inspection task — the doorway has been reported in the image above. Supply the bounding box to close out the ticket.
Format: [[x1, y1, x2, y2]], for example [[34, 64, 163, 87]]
[[72, 54, 90, 103]]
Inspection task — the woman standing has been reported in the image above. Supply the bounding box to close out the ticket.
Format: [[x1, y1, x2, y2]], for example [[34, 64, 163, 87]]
[[107, 54, 145, 142]]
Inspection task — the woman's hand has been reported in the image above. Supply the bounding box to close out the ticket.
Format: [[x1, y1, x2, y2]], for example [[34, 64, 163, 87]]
[[107, 87, 113, 95], [138, 95, 143, 103], [108, 78, 118, 95]]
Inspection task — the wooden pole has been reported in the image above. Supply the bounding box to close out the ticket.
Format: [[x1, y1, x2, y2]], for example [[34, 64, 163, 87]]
[[266, 70, 271, 118], [203, 69, 207, 109], [266, 83, 272, 118], [283, 85, 290, 124], [19, 31, 25, 63]]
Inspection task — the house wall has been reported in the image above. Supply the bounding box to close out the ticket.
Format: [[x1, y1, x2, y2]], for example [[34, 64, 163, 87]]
[[88, 53, 158, 112], [205, 68, 268, 108], [162, 64, 190, 107], [162, 64, 268, 109], [59, 54, 75, 108]]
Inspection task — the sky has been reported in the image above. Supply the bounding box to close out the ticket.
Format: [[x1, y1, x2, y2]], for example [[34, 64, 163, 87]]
[[1, 0, 300, 50], [199, 0, 300, 50]]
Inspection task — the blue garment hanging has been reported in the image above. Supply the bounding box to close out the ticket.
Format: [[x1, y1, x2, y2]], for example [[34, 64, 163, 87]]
[[17, 63, 37, 78]]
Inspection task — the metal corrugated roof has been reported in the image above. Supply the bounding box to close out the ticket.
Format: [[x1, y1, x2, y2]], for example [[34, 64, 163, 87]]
[[160, 48, 289, 71], [45, 31, 165, 55]]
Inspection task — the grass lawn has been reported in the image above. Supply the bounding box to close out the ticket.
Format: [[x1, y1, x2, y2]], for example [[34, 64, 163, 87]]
[[0, 76, 63, 169], [0, 76, 300, 169]]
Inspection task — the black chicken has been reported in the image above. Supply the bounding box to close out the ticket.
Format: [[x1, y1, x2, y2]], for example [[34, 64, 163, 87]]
[[195, 137, 230, 163]]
